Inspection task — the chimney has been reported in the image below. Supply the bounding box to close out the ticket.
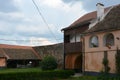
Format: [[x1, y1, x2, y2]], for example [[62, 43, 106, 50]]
[[96, 3, 104, 20]]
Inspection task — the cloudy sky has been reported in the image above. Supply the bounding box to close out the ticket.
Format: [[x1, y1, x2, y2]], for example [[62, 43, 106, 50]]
[[0, 0, 120, 46]]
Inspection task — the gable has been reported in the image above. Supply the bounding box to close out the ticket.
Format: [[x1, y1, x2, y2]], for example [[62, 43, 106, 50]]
[[62, 7, 110, 31], [85, 4, 120, 34]]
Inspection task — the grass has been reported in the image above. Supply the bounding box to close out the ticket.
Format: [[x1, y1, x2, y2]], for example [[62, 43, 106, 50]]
[[0, 68, 74, 80], [0, 68, 118, 80], [0, 68, 41, 73], [59, 76, 97, 80], [59, 76, 120, 80]]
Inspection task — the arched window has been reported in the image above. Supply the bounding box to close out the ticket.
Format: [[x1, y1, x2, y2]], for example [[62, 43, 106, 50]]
[[89, 36, 99, 48], [103, 33, 114, 46]]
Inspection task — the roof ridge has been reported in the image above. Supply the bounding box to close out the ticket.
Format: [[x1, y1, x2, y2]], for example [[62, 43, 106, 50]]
[[1, 48, 10, 59], [0, 44, 32, 49], [31, 48, 41, 60]]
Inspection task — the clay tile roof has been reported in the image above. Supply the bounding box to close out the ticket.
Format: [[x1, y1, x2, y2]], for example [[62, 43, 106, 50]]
[[0, 49, 6, 57], [62, 6, 111, 31], [0, 44, 31, 49], [0, 44, 41, 60], [85, 4, 120, 33]]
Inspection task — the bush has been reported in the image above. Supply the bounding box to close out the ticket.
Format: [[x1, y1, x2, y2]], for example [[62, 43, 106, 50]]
[[0, 69, 75, 80], [40, 55, 58, 70]]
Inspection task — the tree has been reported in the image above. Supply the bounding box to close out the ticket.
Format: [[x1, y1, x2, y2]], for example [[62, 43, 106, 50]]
[[40, 55, 58, 70]]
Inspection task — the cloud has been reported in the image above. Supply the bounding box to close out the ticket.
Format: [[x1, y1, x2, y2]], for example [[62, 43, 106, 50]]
[[0, 21, 15, 35], [41, 0, 63, 8], [0, 0, 18, 12], [0, 0, 86, 46], [0, 12, 31, 23], [0, 12, 35, 36], [0, 11, 60, 45], [0, 0, 63, 46], [39, 0, 70, 12], [62, 0, 79, 3], [81, 0, 120, 11], [39, 0, 82, 12], [39, 0, 86, 25], [0, 32, 55, 46], [30, 37, 54, 46]]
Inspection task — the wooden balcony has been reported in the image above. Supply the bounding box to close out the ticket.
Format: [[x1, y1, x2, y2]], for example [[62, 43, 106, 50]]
[[64, 42, 82, 54]]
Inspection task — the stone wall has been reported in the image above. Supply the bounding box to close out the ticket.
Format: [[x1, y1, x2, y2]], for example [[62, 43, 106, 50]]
[[33, 43, 64, 69]]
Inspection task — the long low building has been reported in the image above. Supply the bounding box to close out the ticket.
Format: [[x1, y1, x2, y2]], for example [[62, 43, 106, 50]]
[[0, 44, 41, 68]]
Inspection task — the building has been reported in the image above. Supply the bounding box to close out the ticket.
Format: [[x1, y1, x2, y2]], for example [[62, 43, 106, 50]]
[[0, 43, 63, 69], [83, 4, 120, 74], [0, 44, 41, 68], [62, 3, 120, 74]]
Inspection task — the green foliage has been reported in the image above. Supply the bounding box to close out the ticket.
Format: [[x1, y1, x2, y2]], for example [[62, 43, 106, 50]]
[[102, 52, 110, 74], [98, 52, 111, 80], [97, 75, 120, 80], [0, 68, 41, 73], [40, 55, 58, 70], [97, 71, 115, 80], [0, 69, 75, 80], [59, 76, 120, 80], [102, 58, 108, 66], [102, 58, 110, 74], [115, 49, 120, 75]]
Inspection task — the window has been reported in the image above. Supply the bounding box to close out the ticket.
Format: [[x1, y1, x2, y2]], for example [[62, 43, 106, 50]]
[[89, 36, 99, 48], [103, 33, 114, 46], [70, 34, 75, 43], [76, 34, 81, 42], [70, 34, 81, 43]]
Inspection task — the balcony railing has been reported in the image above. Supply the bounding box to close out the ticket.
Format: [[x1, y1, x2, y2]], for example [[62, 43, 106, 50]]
[[64, 42, 82, 54]]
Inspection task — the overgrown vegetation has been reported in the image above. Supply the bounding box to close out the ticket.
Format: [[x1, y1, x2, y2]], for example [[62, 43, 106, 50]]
[[40, 55, 58, 70], [102, 57, 110, 74], [115, 49, 120, 75], [0, 68, 74, 80], [97, 51, 111, 80], [102, 51, 110, 74]]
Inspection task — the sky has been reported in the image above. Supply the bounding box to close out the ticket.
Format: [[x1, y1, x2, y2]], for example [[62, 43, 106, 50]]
[[0, 0, 120, 46]]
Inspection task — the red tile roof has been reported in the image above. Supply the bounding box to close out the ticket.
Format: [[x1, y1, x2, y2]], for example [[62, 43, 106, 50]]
[[62, 7, 111, 30], [0, 44, 41, 60], [0, 44, 31, 49], [85, 4, 120, 33], [0, 49, 6, 57]]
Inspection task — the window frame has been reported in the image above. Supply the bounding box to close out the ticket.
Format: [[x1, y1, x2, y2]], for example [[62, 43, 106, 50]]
[[89, 35, 99, 48], [103, 33, 114, 47]]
